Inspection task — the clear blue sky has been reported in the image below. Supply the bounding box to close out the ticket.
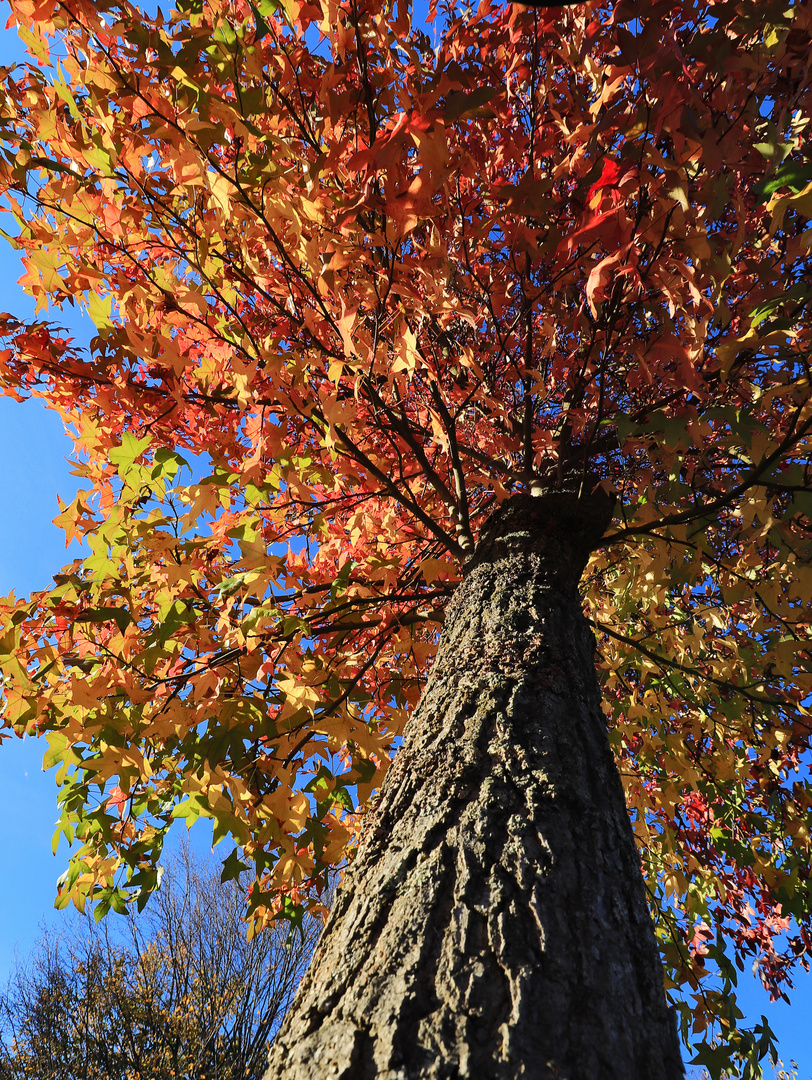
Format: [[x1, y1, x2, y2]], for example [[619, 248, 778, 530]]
[[0, 5, 808, 1076]]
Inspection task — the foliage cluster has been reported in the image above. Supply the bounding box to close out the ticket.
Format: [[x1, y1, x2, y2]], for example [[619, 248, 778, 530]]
[[0, 846, 319, 1080], [0, 0, 810, 1071]]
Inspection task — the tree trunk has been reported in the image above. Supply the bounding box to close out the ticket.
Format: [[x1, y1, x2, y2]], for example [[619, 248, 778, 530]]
[[265, 491, 684, 1080]]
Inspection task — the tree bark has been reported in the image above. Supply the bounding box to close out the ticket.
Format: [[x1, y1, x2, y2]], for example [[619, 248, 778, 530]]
[[265, 491, 684, 1080]]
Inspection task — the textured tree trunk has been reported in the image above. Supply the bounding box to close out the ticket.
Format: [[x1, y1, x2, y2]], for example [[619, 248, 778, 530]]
[[265, 492, 684, 1080]]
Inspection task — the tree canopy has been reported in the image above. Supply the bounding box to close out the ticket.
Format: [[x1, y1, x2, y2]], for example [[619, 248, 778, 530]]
[[0, 0, 810, 1068], [0, 844, 319, 1080]]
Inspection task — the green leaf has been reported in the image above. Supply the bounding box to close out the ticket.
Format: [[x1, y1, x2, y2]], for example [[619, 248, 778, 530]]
[[749, 283, 811, 328], [128, 863, 165, 911], [272, 893, 304, 939], [689, 1040, 736, 1080], [53, 62, 81, 121], [332, 786, 354, 811], [157, 600, 195, 644], [15, 25, 51, 63], [248, 0, 275, 38], [754, 160, 812, 202], [43, 731, 69, 771], [172, 793, 208, 824], [220, 847, 250, 883], [93, 895, 111, 922], [152, 447, 190, 482], [352, 755, 378, 786], [330, 560, 354, 602], [304, 766, 334, 806], [87, 291, 113, 332], [74, 606, 132, 634], [210, 571, 252, 598], [51, 813, 75, 855], [241, 604, 278, 634], [108, 432, 152, 475], [110, 889, 128, 915]]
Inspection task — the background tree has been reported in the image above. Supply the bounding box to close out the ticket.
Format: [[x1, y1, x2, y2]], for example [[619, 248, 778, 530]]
[[0, 844, 320, 1080], [0, 0, 810, 1075]]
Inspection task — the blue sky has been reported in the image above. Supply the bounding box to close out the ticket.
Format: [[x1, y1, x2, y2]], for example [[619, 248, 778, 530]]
[[0, 3, 808, 1075]]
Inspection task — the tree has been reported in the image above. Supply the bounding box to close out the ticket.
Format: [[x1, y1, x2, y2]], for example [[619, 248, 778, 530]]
[[0, 0, 810, 1074], [0, 844, 320, 1080]]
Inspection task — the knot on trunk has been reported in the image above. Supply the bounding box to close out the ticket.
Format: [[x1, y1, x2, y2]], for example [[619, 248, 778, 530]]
[[467, 485, 615, 580]]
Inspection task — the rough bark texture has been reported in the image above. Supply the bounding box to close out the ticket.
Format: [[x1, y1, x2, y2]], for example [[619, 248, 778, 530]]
[[265, 492, 684, 1080]]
